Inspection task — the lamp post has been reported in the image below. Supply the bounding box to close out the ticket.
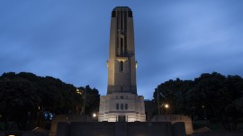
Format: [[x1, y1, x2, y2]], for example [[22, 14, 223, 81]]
[[202, 105, 207, 126], [76, 89, 83, 115], [83, 89, 86, 115], [156, 89, 161, 115], [161, 103, 169, 114], [76, 88, 86, 115]]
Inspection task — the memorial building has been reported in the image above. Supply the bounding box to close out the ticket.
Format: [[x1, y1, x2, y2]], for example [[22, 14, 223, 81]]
[[98, 7, 146, 122], [49, 7, 188, 136]]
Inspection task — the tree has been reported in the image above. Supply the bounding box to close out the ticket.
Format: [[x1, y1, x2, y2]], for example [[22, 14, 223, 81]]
[[0, 72, 83, 130], [153, 72, 243, 130], [78, 85, 100, 116], [0, 73, 40, 130], [153, 78, 193, 114]]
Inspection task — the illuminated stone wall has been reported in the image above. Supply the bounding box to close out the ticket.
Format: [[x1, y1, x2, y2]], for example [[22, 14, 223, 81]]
[[99, 93, 146, 122]]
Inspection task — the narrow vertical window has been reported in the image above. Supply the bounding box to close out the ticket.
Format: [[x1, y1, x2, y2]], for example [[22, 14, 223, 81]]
[[120, 38, 123, 55], [124, 37, 127, 55], [128, 11, 132, 17], [120, 61, 123, 72], [116, 103, 119, 110], [117, 11, 120, 29], [116, 37, 119, 56], [124, 11, 127, 29], [121, 11, 123, 29], [112, 11, 116, 17], [121, 104, 124, 110], [125, 104, 128, 110]]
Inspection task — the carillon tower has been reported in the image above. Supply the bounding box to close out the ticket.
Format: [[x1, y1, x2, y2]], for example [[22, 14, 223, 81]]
[[99, 7, 146, 122], [107, 7, 137, 95]]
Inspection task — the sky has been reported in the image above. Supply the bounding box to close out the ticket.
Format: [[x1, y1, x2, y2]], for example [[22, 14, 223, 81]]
[[1, 0, 243, 99]]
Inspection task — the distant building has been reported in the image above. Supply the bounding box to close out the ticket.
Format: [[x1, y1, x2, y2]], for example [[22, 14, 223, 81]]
[[99, 7, 146, 122]]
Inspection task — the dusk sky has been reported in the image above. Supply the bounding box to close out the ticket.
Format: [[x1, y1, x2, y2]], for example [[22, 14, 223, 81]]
[[1, 0, 243, 99]]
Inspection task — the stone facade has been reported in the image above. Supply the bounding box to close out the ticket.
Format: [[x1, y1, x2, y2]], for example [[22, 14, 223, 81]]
[[99, 6, 146, 122], [99, 93, 146, 122]]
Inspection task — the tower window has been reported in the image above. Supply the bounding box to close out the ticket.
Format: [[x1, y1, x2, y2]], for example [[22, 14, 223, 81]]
[[121, 11, 123, 29], [116, 103, 119, 110], [116, 37, 119, 56], [125, 104, 128, 110], [112, 11, 116, 17], [117, 11, 120, 29], [120, 38, 124, 55], [124, 11, 127, 29], [119, 61, 123, 72], [124, 37, 127, 55], [128, 11, 133, 17]]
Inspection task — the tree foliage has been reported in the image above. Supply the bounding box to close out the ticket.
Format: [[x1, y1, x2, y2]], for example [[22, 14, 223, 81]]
[[78, 85, 100, 116], [153, 72, 243, 130], [0, 72, 84, 130]]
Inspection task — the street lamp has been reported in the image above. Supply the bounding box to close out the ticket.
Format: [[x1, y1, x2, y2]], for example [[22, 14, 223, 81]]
[[156, 89, 161, 115], [83, 89, 86, 115], [164, 104, 169, 109], [92, 113, 97, 118], [162, 103, 170, 114], [77, 88, 86, 115], [202, 105, 207, 126], [76, 88, 82, 95]]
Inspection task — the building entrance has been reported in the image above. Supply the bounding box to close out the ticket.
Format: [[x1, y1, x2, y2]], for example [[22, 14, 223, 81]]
[[118, 115, 126, 122]]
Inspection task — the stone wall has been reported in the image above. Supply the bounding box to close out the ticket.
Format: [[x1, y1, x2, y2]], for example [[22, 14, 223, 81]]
[[0, 131, 48, 136], [49, 115, 94, 136], [192, 132, 243, 136], [151, 115, 193, 135], [127, 122, 173, 136], [55, 122, 186, 136], [70, 122, 115, 136]]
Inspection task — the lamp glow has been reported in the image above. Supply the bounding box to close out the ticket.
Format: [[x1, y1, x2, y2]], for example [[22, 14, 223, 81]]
[[93, 113, 97, 118], [165, 104, 169, 109]]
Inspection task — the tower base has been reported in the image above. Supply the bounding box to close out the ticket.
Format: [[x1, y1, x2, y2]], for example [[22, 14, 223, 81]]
[[99, 93, 146, 122]]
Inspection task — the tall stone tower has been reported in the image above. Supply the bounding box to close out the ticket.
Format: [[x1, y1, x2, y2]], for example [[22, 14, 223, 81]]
[[99, 7, 146, 122]]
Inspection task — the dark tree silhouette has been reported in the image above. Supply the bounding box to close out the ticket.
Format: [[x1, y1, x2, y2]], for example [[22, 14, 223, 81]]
[[78, 85, 100, 116], [0, 72, 84, 130], [153, 72, 243, 130]]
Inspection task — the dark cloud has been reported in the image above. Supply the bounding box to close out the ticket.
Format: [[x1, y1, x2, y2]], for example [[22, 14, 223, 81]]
[[1, 0, 243, 99]]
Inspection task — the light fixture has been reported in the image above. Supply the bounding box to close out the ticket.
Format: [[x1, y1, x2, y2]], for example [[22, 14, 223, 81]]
[[165, 104, 169, 108], [92, 113, 97, 118]]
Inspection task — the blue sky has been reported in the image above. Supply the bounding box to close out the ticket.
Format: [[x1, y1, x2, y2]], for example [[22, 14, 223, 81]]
[[1, 0, 243, 99]]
